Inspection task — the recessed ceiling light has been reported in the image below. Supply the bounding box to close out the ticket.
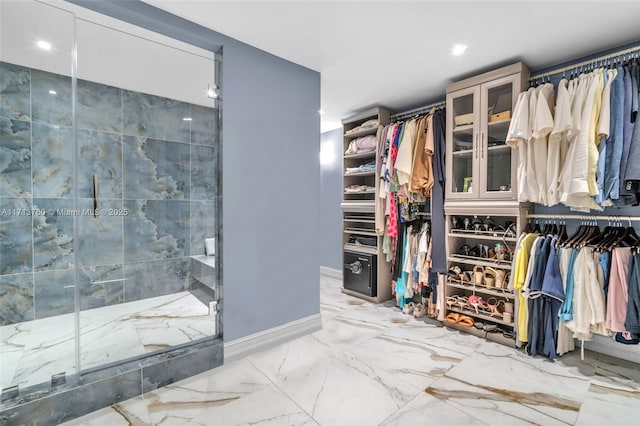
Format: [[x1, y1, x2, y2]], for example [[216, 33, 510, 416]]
[[37, 40, 52, 51], [49, 90, 57, 95], [183, 117, 192, 121], [452, 44, 468, 56]]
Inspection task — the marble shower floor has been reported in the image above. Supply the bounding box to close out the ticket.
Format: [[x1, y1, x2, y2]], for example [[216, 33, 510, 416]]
[[1, 291, 216, 391], [63, 276, 640, 426]]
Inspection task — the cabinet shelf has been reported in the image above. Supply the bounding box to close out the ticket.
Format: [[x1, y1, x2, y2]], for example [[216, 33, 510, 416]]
[[344, 151, 376, 160], [487, 118, 511, 127], [452, 149, 473, 157], [446, 280, 514, 299], [344, 229, 377, 236], [344, 127, 378, 139], [443, 320, 516, 347], [448, 255, 512, 270], [453, 124, 474, 132], [446, 306, 514, 327], [344, 189, 375, 195], [448, 230, 518, 242], [343, 243, 378, 255], [344, 216, 375, 222], [342, 107, 391, 304], [487, 144, 510, 152], [344, 171, 375, 177]]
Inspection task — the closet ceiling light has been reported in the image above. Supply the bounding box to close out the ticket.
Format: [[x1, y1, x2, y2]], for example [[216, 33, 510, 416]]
[[452, 44, 467, 56], [49, 90, 56, 95], [37, 40, 52, 51], [183, 117, 192, 121], [319, 109, 325, 115]]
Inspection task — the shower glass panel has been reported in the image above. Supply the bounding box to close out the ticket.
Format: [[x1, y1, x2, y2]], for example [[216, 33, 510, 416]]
[[76, 15, 218, 370], [0, 1, 77, 391], [75, 17, 219, 371], [1, 0, 220, 398]]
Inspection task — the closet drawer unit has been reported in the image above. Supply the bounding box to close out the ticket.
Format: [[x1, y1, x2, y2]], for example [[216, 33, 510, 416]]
[[343, 251, 377, 297]]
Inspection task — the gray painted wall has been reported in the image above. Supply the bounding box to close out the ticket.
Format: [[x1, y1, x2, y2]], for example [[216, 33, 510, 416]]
[[320, 128, 344, 270], [70, 0, 321, 341]]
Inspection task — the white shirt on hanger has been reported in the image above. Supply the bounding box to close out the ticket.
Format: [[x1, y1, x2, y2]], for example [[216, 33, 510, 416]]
[[507, 90, 531, 202], [532, 83, 555, 206], [548, 79, 572, 206]]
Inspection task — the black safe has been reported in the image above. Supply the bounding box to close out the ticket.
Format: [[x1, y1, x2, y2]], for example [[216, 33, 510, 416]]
[[343, 251, 377, 297]]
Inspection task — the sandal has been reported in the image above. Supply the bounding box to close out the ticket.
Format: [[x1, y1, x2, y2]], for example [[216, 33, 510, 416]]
[[448, 266, 462, 277], [402, 302, 415, 315], [468, 295, 484, 314], [473, 265, 484, 286], [494, 269, 506, 289], [482, 217, 495, 232], [483, 324, 499, 332], [446, 312, 461, 324], [502, 329, 515, 339], [458, 315, 474, 327], [492, 300, 505, 318], [456, 296, 469, 310], [472, 216, 482, 233], [486, 297, 498, 315], [446, 296, 457, 310], [458, 244, 472, 256], [484, 268, 497, 288]]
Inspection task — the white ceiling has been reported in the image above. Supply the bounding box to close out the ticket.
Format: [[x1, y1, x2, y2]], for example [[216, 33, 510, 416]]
[[144, 0, 640, 132]]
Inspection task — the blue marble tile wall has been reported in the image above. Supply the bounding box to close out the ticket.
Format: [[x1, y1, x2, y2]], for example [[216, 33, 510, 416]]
[[0, 61, 219, 325]]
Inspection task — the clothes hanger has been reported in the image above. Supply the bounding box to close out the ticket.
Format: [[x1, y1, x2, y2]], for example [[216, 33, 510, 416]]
[[557, 220, 568, 245], [564, 218, 587, 247], [614, 219, 639, 248], [588, 217, 613, 248], [577, 220, 600, 248], [532, 219, 542, 234]]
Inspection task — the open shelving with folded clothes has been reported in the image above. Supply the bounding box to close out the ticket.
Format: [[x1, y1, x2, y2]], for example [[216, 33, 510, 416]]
[[341, 107, 392, 303]]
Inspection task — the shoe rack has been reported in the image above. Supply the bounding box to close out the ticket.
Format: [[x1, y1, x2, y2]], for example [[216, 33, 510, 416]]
[[443, 202, 530, 347]]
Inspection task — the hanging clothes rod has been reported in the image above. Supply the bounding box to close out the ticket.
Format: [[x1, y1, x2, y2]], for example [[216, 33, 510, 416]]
[[390, 100, 446, 122], [529, 44, 640, 81], [527, 213, 640, 223]]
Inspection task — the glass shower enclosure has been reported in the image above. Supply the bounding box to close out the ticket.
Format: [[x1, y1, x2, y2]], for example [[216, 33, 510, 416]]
[[0, 0, 222, 412]]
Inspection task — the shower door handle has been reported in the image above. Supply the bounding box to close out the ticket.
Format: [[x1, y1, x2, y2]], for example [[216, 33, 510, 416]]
[[93, 175, 98, 218]]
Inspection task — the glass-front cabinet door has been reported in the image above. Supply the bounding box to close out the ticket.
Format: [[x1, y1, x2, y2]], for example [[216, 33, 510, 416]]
[[479, 75, 519, 199], [446, 73, 521, 201], [446, 86, 480, 199]]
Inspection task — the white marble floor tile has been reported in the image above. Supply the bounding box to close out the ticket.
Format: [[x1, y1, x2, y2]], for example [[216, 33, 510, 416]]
[[342, 330, 467, 389], [250, 339, 422, 425], [380, 323, 484, 357], [333, 303, 410, 330], [380, 392, 485, 426], [314, 312, 386, 347], [575, 384, 640, 426], [431, 344, 593, 426], [426, 376, 574, 426], [555, 350, 640, 393]]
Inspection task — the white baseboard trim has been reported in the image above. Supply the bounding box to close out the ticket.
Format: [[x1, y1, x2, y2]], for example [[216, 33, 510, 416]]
[[224, 314, 322, 363], [320, 266, 342, 280]]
